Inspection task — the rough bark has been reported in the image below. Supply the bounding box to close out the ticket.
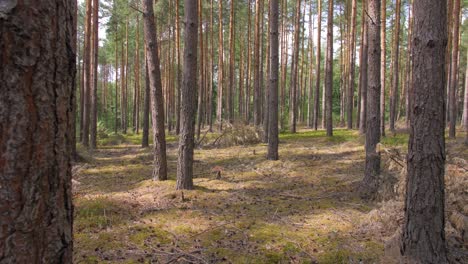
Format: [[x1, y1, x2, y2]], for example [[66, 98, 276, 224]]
[[464, 49, 468, 145], [400, 0, 448, 261], [361, 0, 381, 199], [267, 0, 279, 160], [324, 0, 334, 136], [142, 0, 168, 181], [448, 0, 460, 138], [177, 0, 199, 190], [0, 0, 76, 262]]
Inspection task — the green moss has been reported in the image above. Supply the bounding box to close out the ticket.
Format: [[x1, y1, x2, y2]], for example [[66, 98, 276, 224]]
[[128, 225, 171, 248], [75, 197, 130, 231], [381, 133, 409, 147], [318, 249, 351, 264]]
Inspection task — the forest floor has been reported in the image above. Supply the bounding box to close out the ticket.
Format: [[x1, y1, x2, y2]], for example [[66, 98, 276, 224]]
[[72, 127, 468, 264]]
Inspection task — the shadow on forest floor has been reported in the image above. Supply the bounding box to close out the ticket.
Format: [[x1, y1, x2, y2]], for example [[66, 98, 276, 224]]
[[72, 128, 467, 263]]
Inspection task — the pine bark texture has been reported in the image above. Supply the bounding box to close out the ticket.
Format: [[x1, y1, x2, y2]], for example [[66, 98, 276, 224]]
[[361, 0, 381, 198], [176, 0, 199, 190], [0, 0, 76, 262], [400, 0, 448, 262], [380, 0, 386, 136], [142, 0, 168, 181], [267, 0, 279, 160]]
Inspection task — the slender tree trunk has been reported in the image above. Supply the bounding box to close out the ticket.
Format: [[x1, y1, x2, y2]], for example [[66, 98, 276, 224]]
[[268, 0, 279, 160], [208, 0, 214, 131], [142, 0, 168, 181], [83, 0, 92, 146], [289, 0, 301, 133], [134, 15, 141, 134], [449, 0, 460, 138], [246, 0, 252, 123], [228, 0, 236, 123], [389, 0, 401, 133], [263, 0, 271, 142], [400, 0, 448, 261], [115, 31, 119, 134], [380, 0, 386, 136], [324, 0, 334, 136], [90, 0, 99, 149], [177, 0, 199, 190], [253, 0, 263, 127], [217, 0, 224, 131], [142, 52, 150, 148], [197, 0, 205, 140], [308, 6, 315, 128], [347, 0, 357, 129], [361, 0, 381, 198], [359, 7, 368, 134], [0, 0, 76, 261], [314, 0, 322, 130]]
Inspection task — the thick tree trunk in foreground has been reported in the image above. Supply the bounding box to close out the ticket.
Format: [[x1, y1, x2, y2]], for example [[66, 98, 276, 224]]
[[400, 0, 448, 261], [324, 0, 334, 136], [268, 0, 279, 160], [177, 0, 199, 190], [142, 0, 168, 181], [0, 1, 76, 262], [448, 0, 460, 139], [361, 0, 381, 199]]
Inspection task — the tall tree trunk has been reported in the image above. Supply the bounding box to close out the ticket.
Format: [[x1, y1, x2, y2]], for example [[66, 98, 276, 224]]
[[361, 0, 381, 198], [208, 0, 215, 131], [324, 0, 334, 136], [246, 0, 253, 123], [400, 0, 448, 261], [253, 0, 263, 127], [90, 0, 99, 149], [142, 56, 150, 148], [308, 5, 315, 128], [142, 0, 168, 181], [380, 0, 386, 136], [217, 0, 224, 131], [289, 0, 301, 133], [263, 0, 271, 142], [347, 0, 357, 129], [268, 0, 279, 160], [389, 0, 401, 133], [228, 0, 236, 123], [448, 0, 460, 138], [197, 0, 205, 140], [0, 0, 76, 261], [175, 0, 182, 134], [133, 15, 141, 134], [83, 0, 92, 146], [177, 0, 199, 190], [359, 6, 368, 134], [314, 0, 322, 130], [114, 30, 119, 134]]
